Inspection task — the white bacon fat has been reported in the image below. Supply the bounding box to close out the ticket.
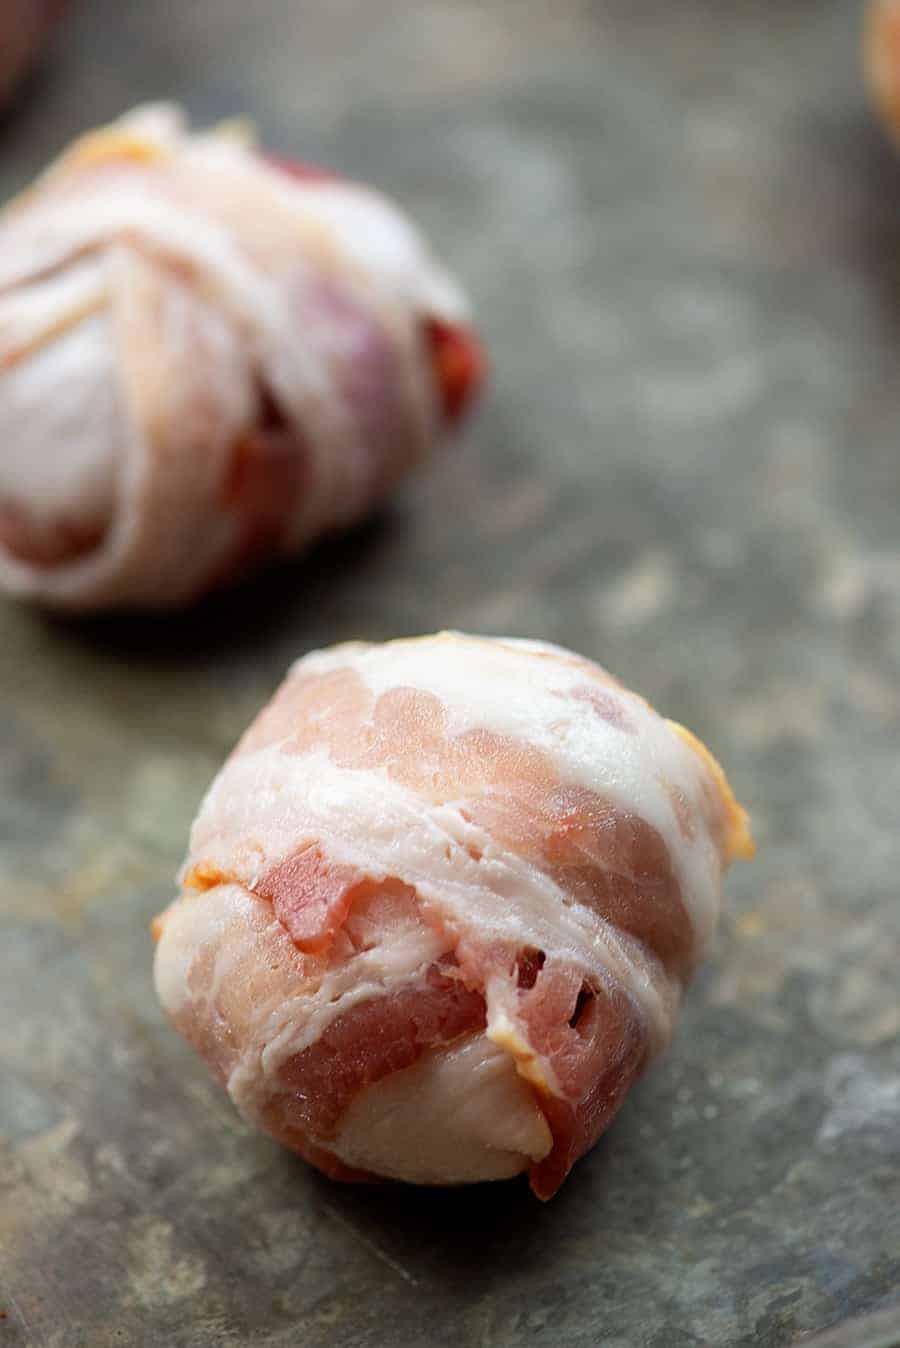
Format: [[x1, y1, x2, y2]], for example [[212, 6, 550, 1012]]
[[0, 105, 481, 609], [154, 633, 753, 1198]]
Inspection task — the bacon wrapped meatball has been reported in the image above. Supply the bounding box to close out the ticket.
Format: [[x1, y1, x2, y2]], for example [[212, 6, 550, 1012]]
[[154, 633, 752, 1198], [0, 105, 482, 609]]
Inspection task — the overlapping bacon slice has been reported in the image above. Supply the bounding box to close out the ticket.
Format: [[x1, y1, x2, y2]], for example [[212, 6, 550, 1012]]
[[0, 105, 483, 609], [154, 633, 752, 1198]]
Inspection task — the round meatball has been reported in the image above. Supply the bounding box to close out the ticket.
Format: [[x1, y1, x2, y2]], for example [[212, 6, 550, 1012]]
[[154, 634, 752, 1197]]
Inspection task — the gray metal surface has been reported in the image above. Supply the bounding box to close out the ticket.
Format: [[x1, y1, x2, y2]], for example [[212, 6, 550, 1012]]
[[1, 2, 899, 1344]]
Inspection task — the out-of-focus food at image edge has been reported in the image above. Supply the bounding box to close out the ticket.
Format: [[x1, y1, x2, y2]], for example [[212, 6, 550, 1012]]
[[866, 0, 900, 138], [0, 105, 484, 611]]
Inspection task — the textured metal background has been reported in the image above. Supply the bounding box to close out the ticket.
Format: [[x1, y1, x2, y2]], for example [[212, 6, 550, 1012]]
[[1, 2, 899, 1344]]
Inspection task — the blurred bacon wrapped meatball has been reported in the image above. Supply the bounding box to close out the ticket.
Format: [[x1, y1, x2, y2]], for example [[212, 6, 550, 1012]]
[[154, 633, 752, 1198], [866, 0, 900, 139], [0, 105, 483, 609]]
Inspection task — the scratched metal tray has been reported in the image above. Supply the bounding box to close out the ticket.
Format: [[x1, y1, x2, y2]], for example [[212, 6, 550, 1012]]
[[2, 1, 898, 1344]]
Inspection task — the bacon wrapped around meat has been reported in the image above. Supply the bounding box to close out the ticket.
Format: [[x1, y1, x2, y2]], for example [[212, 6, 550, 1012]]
[[153, 633, 753, 1198], [0, 105, 483, 609]]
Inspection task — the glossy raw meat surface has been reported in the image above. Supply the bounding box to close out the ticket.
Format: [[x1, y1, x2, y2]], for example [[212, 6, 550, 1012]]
[[0, 105, 481, 609], [153, 633, 750, 1197]]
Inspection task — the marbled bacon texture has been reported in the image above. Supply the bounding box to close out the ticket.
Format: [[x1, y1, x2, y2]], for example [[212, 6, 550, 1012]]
[[0, 104, 483, 609], [154, 633, 752, 1198]]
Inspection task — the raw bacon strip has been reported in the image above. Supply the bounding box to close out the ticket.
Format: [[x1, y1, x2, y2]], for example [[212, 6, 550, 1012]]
[[479, 951, 650, 1200], [154, 633, 753, 1196], [425, 318, 486, 425], [251, 846, 367, 956], [273, 960, 487, 1139], [0, 105, 483, 609]]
